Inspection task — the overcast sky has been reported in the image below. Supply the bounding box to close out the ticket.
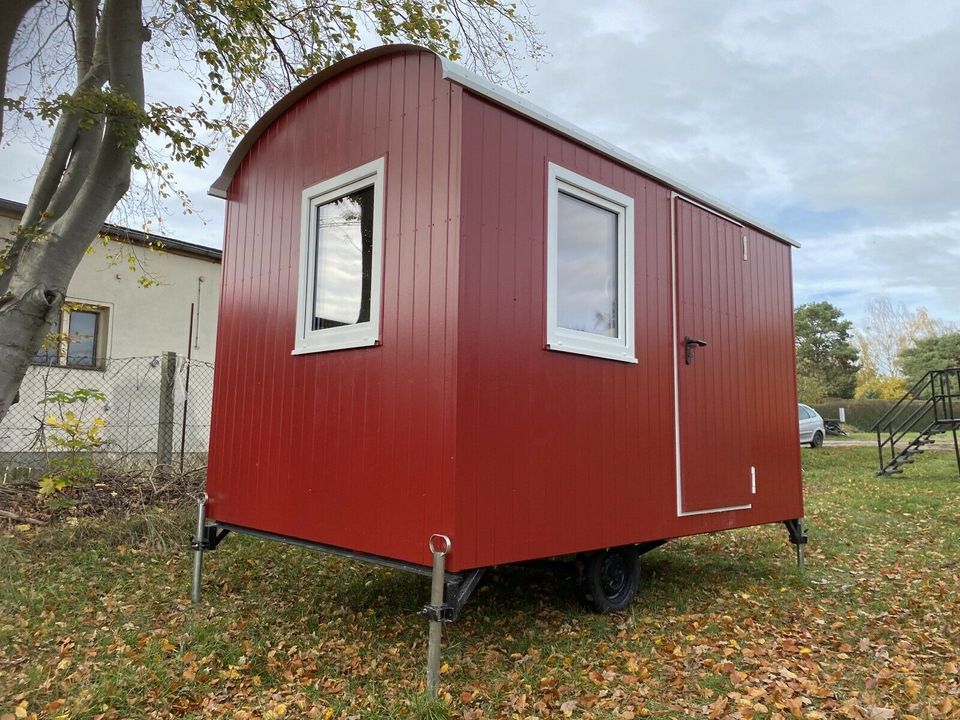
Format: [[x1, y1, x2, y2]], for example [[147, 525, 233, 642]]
[[4, 0, 958, 326]]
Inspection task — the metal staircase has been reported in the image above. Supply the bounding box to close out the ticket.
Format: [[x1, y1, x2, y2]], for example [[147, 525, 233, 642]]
[[872, 368, 960, 477]]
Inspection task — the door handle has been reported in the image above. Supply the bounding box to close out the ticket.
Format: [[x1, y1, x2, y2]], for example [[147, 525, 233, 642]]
[[684, 336, 708, 365]]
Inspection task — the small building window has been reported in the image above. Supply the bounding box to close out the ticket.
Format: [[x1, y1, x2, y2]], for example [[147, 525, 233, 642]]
[[546, 163, 636, 363], [65, 309, 100, 368], [295, 158, 385, 354], [31, 302, 108, 370]]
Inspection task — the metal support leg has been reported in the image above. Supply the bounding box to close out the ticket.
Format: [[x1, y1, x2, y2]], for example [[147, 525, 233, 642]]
[[425, 534, 450, 696], [952, 425, 960, 479], [191, 493, 208, 603], [783, 519, 807, 571]]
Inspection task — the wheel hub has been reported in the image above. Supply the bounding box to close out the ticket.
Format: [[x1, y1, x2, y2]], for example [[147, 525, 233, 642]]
[[600, 555, 627, 597]]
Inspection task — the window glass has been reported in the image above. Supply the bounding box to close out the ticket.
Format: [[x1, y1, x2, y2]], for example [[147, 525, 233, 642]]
[[66, 310, 98, 367], [312, 186, 374, 330], [556, 192, 619, 337]]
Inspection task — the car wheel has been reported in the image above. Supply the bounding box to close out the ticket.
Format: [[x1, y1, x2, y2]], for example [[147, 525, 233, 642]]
[[581, 546, 639, 613], [809, 431, 823, 449]]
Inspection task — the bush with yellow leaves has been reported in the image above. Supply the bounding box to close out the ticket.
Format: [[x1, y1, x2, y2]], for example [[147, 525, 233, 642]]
[[37, 388, 107, 499]]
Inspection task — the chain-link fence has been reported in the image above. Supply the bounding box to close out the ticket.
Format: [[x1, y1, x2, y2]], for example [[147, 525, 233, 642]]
[[0, 355, 215, 478]]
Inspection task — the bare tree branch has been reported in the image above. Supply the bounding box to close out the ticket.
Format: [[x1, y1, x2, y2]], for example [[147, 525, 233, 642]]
[[0, 0, 43, 140]]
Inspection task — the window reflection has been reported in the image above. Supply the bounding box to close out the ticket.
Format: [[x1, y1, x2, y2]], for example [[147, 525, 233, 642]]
[[556, 192, 619, 337], [66, 310, 99, 367], [313, 186, 374, 329]]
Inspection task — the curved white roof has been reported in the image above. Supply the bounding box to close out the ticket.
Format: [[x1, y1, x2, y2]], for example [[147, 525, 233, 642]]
[[210, 45, 797, 248]]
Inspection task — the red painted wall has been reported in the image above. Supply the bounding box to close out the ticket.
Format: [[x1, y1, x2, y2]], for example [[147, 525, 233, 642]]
[[207, 50, 463, 568], [452, 93, 802, 570], [208, 48, 803, 573]]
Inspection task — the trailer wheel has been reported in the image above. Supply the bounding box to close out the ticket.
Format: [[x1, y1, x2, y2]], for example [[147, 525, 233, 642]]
[[581, 546, 639, 613]]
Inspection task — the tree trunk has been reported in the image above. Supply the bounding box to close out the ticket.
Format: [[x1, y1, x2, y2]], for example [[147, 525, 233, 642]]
[[0, 0, 147, 423], [0, 0, 42, 141]]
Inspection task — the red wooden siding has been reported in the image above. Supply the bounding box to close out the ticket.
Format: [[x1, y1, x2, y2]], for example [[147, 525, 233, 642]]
[[208, 47, 802, 575], [206, 51, 463, 569], [453, 92, 802, 570]]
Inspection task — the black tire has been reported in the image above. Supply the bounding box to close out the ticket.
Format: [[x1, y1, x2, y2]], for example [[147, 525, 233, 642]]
[[809, 431, 824, 449], [581, 546, 639, 613]]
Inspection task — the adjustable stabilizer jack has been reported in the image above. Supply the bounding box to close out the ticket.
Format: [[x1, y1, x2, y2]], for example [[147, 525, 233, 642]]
[[783, 519, 808, 570], [191, 524, 231, 551]]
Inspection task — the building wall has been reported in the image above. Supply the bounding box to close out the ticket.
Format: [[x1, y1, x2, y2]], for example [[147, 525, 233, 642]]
[[454, 91, 802, 570], [0, 212, 221, 460], [202, 46, 802, 574], [206, 50, 463, 568], [0, 214, 221, 362]]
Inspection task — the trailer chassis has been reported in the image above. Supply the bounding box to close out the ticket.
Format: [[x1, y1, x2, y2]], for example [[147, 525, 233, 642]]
[[191, 494, 807, 693]]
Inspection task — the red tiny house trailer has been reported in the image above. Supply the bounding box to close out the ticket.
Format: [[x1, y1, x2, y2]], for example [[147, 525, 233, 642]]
[[200, 45, 804, 611]]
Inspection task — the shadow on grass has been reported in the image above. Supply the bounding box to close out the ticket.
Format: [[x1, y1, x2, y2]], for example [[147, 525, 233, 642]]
[[200, 525, 802, 644]]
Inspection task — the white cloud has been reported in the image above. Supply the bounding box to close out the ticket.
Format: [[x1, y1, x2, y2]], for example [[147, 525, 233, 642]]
[[794, 212, 960, 323], [516, 0, 960, 324]]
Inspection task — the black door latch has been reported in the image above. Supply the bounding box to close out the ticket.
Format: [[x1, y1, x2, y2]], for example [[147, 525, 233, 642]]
[[684, 336, 708, 365]]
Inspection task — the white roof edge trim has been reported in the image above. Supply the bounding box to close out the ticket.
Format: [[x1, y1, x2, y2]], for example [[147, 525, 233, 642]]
[[439, 58, 799, 249]]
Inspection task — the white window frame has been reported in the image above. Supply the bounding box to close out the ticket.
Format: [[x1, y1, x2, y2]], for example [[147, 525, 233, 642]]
[[294, 157, 385, 355], [546, 162, 636, 363]]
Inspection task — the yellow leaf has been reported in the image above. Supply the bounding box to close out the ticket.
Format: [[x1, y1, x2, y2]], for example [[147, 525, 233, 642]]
[[274, 704, 287, 717], [322, 709, 334, 720]]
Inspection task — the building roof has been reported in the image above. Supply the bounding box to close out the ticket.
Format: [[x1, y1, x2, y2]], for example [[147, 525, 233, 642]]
[[0, 198, 222, 262], [210, 44, 797, 248]]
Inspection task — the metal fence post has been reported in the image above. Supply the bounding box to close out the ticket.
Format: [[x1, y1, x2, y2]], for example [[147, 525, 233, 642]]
[[157, 351, 176, 468]]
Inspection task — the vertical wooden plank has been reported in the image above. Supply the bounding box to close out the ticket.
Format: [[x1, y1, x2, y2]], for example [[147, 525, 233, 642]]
[[441, 82, 462, 557]]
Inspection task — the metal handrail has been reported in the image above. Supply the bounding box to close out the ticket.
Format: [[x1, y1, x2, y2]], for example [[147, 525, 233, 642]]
[[871, 368, 960, 433], [874, 368, 960, 476], [933, 369, 960, 422], [877, 398, 935, 449], [871, 371, 934, 433]]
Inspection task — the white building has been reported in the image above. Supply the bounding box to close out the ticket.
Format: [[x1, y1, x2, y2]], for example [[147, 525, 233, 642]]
[[0, 199, 221, 365], [0, 199, 222, 465]]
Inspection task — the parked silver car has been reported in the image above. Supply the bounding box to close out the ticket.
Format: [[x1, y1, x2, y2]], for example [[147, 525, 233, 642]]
[[798, 404, 825, 448]]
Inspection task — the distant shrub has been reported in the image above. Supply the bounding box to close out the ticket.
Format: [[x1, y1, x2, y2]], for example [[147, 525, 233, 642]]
[[855, 375, 908, 400], [810, 398, 933, 432]]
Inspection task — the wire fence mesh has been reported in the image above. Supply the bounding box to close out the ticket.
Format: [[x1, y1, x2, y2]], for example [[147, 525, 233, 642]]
[[0, 355, 215, 479]]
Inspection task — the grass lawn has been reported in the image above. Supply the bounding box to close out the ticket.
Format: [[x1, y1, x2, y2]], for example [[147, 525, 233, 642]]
[[2, 448, 959, 719], [825, 431, 882, 442]]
